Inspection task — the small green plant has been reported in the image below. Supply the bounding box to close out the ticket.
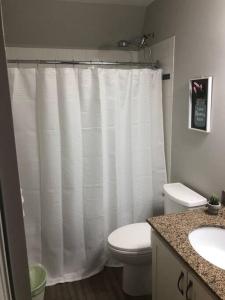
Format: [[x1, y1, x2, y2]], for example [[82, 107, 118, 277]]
[[208, 194, 220, 206]]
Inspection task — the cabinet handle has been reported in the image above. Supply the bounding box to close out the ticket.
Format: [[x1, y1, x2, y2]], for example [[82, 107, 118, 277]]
[[186, 280, 193, 300], [177, 271, 184, 295]]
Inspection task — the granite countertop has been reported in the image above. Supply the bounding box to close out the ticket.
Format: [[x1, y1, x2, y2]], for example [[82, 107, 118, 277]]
[[147, 207, 225, 300]]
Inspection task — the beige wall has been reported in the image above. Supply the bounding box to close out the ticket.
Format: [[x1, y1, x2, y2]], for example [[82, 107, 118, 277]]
[[2, 0, 145, 49], [0, 8, 31, 298], [6, 47, 139, 62], [144, 0, 225, 197]]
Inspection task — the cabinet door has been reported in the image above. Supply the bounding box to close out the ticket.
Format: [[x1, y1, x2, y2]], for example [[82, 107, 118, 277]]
[[152, 231, 187, 300], [186, 273, 216, 300]]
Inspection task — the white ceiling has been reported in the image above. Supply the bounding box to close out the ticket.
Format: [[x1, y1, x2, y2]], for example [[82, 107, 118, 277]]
[[58, 0, 155, 7]]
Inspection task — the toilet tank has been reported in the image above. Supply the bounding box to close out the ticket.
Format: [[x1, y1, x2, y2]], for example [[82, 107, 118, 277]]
[[163, 183, 207, 214]]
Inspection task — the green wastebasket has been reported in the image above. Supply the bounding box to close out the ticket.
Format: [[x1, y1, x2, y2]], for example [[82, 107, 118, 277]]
[[29, 264, 47, 300]]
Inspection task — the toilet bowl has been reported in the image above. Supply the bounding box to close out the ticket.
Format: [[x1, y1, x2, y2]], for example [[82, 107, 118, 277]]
[[108, 223, 152, 296], [107, 183, 207, 297]]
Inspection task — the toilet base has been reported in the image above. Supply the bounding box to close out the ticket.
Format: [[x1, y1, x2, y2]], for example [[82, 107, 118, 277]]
[[122, 263, 152, 296]]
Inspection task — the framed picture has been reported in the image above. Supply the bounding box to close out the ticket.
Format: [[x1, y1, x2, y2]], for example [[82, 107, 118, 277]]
[[189, 77, 213, 133]]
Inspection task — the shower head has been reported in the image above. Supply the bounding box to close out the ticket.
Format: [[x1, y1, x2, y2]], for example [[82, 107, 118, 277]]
[[138, 35, 148, 48], [117, 33, 155, 50], [138, 33, 155, 48]]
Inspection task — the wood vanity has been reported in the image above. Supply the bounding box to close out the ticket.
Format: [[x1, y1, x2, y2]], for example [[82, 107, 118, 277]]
[[152, 230, 215, 300], [148, 208, 225, 300]]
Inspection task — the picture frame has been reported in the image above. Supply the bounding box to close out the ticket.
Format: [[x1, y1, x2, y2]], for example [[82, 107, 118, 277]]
[[189, 77, 213, 133]]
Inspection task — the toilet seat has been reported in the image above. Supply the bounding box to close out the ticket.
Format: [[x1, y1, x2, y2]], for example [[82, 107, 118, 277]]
[[108, 223, 151, 254], [108, 245, 151, 256]]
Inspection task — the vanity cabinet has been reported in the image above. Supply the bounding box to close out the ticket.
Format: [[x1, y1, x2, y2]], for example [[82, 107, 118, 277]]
[[187, 272, 216, 300], [152, 231, 215, 300]]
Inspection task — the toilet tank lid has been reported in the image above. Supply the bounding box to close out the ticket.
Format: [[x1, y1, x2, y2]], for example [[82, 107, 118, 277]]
[[163, 183, 207, 207]]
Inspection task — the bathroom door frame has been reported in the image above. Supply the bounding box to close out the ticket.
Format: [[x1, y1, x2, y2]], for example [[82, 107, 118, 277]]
[[0, 2, 31, 300]]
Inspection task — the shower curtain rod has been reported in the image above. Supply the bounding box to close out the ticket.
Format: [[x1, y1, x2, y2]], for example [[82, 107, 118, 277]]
[[7, 59, 160, 69]]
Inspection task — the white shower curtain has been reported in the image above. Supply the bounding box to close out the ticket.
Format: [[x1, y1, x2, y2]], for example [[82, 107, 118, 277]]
[[8, 65, 167, 285]]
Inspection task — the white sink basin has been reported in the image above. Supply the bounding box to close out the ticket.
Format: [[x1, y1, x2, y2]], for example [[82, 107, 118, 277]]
[[189, 226, 225, 270]]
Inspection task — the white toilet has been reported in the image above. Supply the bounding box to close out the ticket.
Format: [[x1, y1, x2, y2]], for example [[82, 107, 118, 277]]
[[107, 183, 207, 296]]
